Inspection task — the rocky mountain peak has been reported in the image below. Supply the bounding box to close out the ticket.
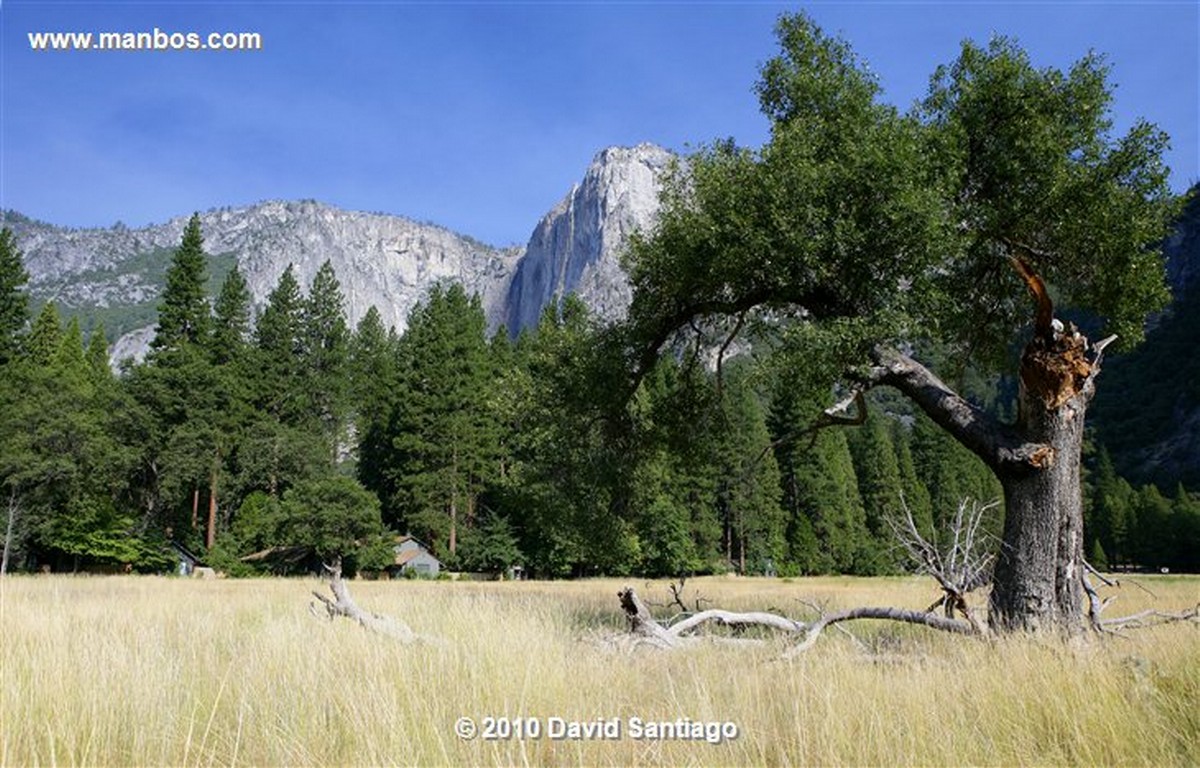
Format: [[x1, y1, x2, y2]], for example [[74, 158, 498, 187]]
[[504, 143, 673, 333]]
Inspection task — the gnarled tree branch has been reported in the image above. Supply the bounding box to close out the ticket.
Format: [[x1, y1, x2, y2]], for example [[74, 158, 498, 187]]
[[863, 346, 1052, 475]]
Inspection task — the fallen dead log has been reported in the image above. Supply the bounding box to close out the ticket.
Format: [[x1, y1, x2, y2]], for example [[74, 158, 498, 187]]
[[310, 559, 425, 643], [618, 586, 977, 655]]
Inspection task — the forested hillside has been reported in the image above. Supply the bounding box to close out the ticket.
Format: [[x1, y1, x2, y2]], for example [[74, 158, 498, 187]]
[[2, 212, 1196, 576], [1092, 188, 1200, 490]]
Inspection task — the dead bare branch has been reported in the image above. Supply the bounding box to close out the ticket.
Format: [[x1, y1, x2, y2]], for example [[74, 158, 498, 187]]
[[784, 606, 976, 657], [887, 496, 996, 634], [310, 559, 426, 643], [618, 585, 979, 657], [1101, 605, 1200, 631]]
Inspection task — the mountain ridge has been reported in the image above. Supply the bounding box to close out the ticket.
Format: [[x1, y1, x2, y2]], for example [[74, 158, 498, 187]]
[[3, 143, 672, 361]]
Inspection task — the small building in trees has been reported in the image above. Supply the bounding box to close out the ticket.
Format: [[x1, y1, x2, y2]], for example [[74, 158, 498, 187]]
[[171, 541, 206, 576], [389, 535, 441, 578]]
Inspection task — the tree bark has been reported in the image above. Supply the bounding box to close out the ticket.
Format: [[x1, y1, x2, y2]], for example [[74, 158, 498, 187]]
[[988, 329, 1095, 632], [1, 489, 17, 577], [206, 461, 219, 551]]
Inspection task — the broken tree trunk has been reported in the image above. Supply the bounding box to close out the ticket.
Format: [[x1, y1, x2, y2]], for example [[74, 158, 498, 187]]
[[861, 255, 1117, 634], [311, 558, 419, 642]]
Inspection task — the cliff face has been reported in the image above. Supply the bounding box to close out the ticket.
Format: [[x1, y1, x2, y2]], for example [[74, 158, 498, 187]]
[[504, 143, 673, 333], [5, 144, 673, 362]]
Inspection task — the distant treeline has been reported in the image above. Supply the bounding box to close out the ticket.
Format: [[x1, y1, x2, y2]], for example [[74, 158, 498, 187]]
[[1, 220, 1197, 576]]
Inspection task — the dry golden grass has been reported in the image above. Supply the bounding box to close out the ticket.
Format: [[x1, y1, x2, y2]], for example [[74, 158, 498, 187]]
[[1, 573, 1197, 766]]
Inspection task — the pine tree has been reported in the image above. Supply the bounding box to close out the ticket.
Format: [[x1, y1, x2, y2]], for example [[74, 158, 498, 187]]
[[910, 411, 1003, 537], [210, 264, 252, 365], [85, 324, 112, 388], [1169, 485, 1200, 572], [349, 306, 395, 427], [54, 317, 87, 376], [385, 284, 496, 557], [152, 214, 210, 352], [1089, 448, 1133, 567], [768, 373, 870, 574], [0, 228, 29, 367], [629, 359, 713, 576], [847, 409, 906, 572], [486, 298, 624, 576], [352, 306, 399, 508], [26, 303, 62, 366], [891, 419, 935, 541], [302, 261, 350, 455], [714, 367, 785, 575], [254, 265, 305, 422]]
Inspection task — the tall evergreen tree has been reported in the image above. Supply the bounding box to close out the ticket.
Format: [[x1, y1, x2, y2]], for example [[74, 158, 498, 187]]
[[891, 419, 935, 541], [1088, 447, 1133, 567], [210, 264, 252, 365], [254, 265, 306, 421], [152, 214, 210, 352], [85, 324, 112, 387], [847, 409, 906, 572], [714, 367, 785, 574], [0, 228, 29, 367], [385, 283, 496, 557], [302, 261, 350, 455], [26, 303, 62, 367], [353, 306, 399, 503], [768, 371, 870, 574]]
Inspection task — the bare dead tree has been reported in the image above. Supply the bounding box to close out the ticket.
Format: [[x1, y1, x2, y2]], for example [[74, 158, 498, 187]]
[[888, 497, 997, 635], [310, 558, 434, 644]]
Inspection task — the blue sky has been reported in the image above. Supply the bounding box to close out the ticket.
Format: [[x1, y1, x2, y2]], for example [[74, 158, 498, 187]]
[[2, 2, 1197, 246]]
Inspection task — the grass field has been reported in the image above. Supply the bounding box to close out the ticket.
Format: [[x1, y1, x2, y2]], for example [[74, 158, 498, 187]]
[[1, 574, 1197, 766]]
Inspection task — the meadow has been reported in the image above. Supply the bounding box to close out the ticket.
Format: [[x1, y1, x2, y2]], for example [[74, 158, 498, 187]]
[[1, 574, 1197, 767]]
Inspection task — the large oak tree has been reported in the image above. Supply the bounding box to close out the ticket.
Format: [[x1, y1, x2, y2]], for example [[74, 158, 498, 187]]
[[620, 14, 1181, 632]]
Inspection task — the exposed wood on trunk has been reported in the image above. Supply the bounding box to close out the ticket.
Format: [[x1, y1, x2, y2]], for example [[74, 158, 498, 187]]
[[990, 323, 1100, 633], [310, 559, 423, 643], [1008, 253, 1055, 342]]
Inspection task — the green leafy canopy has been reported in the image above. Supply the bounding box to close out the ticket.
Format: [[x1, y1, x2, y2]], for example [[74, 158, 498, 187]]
[[625, 14, 1181, 375]]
